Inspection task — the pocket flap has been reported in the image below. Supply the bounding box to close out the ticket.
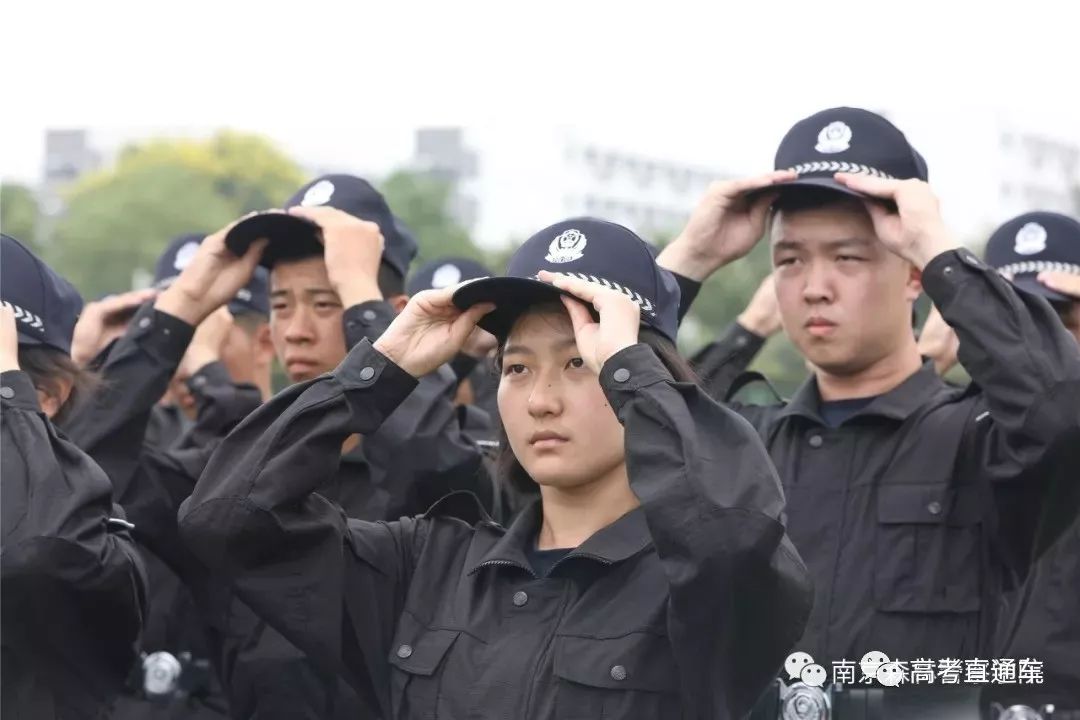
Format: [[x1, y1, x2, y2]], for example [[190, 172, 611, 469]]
[[387, 613, 459, 677], [553, 633, 677, 693], [877, 484, 982, 525]]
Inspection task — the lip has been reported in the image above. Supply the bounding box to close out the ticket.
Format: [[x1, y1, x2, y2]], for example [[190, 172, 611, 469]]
[[285, 358, 320, 374], [804, 317, 837, 336], [529, 431, 569, 448]]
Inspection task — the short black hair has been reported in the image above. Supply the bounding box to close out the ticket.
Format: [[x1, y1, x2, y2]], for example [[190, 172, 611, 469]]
[[771, 186, 865, 216], [378, 262, 406, 299]]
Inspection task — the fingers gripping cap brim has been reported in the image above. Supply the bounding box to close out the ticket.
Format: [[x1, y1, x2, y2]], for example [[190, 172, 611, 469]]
[[225, 214, 323, 269], [452, 277, 578, 339], [1008, 274, 1075, 305]]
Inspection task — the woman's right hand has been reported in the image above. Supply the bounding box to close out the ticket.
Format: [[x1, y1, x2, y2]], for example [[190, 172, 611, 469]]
[[372, 286, 494, 378]]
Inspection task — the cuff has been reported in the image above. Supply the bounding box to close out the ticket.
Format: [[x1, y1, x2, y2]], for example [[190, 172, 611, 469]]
[[599, 344, 674, 415], [130, 303, 195, 364], [343, 301, 396, 349], [0, 370, 43, 412], [921, 248, 992, 307], [333, 339, 419, 421], [186, 361, 232, 395]]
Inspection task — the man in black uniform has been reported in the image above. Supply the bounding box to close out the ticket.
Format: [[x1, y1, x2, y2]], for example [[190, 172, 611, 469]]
[[1, 233, 148, 720], [657, 108, 1080, 674]]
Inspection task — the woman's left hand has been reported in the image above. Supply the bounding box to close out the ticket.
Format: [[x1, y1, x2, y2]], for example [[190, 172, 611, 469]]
[[538, 270, 641, 374]]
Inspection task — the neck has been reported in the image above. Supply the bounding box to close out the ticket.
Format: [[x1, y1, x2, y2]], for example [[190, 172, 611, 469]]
[[536, 465, 639, 550], [815, 339, 923, 402]]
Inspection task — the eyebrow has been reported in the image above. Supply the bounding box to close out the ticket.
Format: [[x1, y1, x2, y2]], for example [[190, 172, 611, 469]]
[[269, 287, 338, 299], [773, 237, 873, 252], [502, 337, 579, 356]]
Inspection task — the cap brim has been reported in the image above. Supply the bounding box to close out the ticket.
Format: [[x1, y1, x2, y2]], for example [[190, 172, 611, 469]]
[[452, 276, 579, 339], [225, 214, 323, 269], [15, 329, 45, 347], [1009, 274, 1073, 304]]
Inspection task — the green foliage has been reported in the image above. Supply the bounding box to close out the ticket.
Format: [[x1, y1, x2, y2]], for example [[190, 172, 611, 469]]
[[1, 183, 40, 253], [380, 170, 486, 268]]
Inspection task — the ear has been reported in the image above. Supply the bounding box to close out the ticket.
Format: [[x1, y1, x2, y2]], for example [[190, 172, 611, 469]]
[[36, 379, 73, 421], [389, 294, 410, 314], [905, 263, 924, 302], [254, 323, 275, 365]]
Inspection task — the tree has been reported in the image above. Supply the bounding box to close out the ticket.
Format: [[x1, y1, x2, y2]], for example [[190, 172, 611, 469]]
[[1, 183, 40, 253], [379, 170, 486, 268], [47, 131, 306, 300]]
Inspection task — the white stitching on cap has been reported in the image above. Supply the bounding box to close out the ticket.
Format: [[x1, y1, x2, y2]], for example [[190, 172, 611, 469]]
[[1, 300, 44, 330], [785, 161, 896, 179], [995, 261, 1080, 277], [532, 273, 658, 316]]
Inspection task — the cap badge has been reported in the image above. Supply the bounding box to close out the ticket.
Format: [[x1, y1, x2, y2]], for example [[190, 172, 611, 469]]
[[545, 229, 588, 264], [301, 180, 335, 207], [173, 241, 200, 271], [815, 121, 853, 154], [1014, 222, 1048, 256], [432, 263, 462, 289]]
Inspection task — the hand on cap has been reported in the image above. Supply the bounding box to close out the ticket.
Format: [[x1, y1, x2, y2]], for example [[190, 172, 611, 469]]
[[0, 304, 20, 372], [538, 270, 641, 374], [1038, 271, 1080, 300], [658, 170, 797, 281], [736, 273, 782, 339], [71, 288, 158, 366], [177, 306, 234, 381], [288, 206, 385, 308], [156, 215, 268, 327], [834, 174, 959, 269], [372, 285, 495, 379], [916, 305, 959, 376]]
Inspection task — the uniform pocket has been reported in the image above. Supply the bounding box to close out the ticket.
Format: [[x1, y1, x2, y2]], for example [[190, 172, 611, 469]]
[[553, 632, 681, 720], [874, 484, 983, 613], [388, 612, 460, 719]]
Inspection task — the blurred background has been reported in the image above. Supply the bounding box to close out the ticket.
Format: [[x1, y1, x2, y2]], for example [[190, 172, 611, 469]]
[[4, 0, 1078, 394]]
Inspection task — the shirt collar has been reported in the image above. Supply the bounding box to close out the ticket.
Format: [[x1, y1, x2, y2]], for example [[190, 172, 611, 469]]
[[777, 360, 947, 425], [467, 500, 653, 577]]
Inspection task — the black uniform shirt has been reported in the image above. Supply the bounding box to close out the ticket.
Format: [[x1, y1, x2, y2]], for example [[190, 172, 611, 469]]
[[730, 249, 1080, 665], [180, 340, 813, 720]]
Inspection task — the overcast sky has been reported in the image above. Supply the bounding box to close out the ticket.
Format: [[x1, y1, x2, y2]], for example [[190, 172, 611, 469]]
[[5, 1, 1079, 189]]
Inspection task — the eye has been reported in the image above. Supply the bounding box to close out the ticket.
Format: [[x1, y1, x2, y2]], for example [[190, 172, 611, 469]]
[[503, 363, 528, 376], [775, 257, 799, 267], [314, 301, 339, 310], [567, 357, 585, 370], [271, 303, 288, 311], [837, 255, 864, 263]]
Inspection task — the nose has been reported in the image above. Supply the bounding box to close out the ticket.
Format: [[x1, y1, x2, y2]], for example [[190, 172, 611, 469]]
[[527, 374, 564, 419], [801, 259, 835, 305], [283, 307, 316, 345]]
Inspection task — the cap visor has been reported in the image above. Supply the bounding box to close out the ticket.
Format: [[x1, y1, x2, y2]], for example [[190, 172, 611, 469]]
[[15, 329, 45, 347], [1009, 274, 1073, 304], [225, 214, 323, 269], [452, 276, 576, 339]]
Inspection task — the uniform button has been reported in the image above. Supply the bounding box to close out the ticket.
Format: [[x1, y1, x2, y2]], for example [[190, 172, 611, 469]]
[[138, 317, 152, 329], [0, 387, 14, 400], [396, 644, 413, 659], [512, 591, 529, 607], [362, 309, 377, 321], [943, 265, 954, 276], [359, 366, 376, 381], [612, 368, 631, 383], [927, 501, 942, 516], [191, 376, 207, 388], [610, 665, 628, 681], [808, 434, 823, 448], [735, 336, 748, 347]]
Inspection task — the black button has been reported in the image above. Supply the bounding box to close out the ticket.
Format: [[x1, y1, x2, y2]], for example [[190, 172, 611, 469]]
[[362, 309, 377, 321], [943, 266, 954, 276], [138, 317, 152, 329], [191, 376, 207, 388], [610, 665, 628, 681], [396, 644, 413, 659], [359, 367, 375, 381], [735, 336, 748, 347], [0, 387, 14, 400], [612, 368, 631, 383], [512, 591, 528, 607], [927, 501, 942, 516], [808, 435, 823, 448]]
